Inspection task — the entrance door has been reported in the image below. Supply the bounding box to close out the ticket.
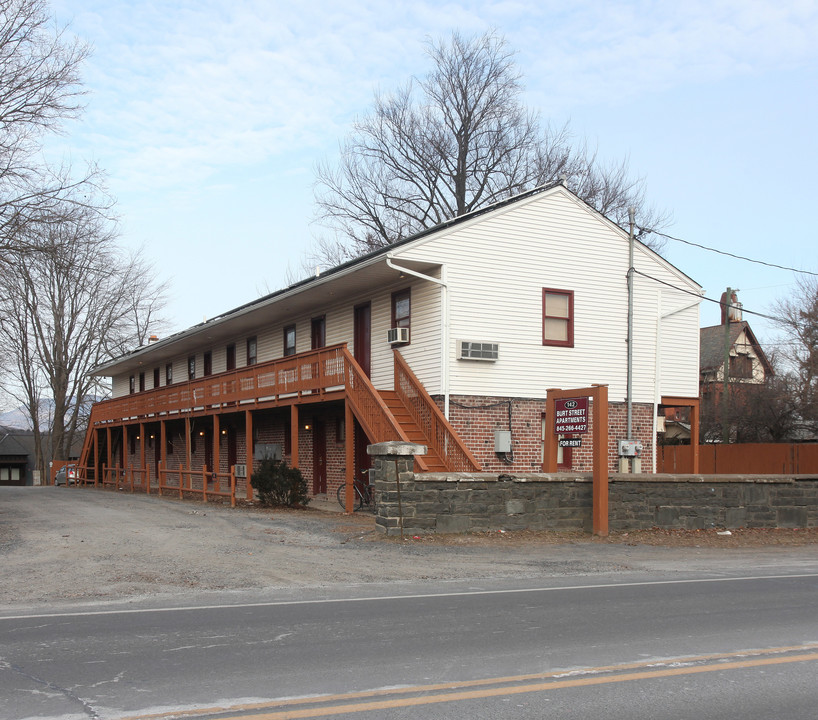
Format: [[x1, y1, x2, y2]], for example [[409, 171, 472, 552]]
[[227, 427, 237, 470], [353, 302, 371, 377], [311, 316, 326, 350], [204, 426, 213, 473], [312, 421, 327, 494], [353, 418, 372, 481]]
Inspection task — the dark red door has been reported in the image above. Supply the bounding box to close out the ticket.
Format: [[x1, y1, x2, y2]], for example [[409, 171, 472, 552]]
[[311, 316, 326, 349], [353, 303, 371, 377], [313, 421, 326, 494], [204, 426, 213, 472], [227, 427, 237, 470], [353, 418, 372, 480]]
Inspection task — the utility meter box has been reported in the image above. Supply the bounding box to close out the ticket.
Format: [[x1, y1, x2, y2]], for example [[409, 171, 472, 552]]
[[618, 439, 643, 457], [494, 430, 512, 453]]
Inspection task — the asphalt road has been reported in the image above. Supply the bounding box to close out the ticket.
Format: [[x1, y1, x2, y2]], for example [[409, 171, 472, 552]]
[[3, 571, 818, 719]]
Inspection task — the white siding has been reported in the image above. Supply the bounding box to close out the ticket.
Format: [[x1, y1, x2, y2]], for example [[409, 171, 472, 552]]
[[106, 186, 699, 404], [391, 187, 700, 401]]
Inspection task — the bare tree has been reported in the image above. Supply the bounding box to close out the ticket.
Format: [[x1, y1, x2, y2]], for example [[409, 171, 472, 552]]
[[313, 30, 665, 265], [0, 0, 102, 259], [772, 276, 818, 427], [0, 201, 168, 477]]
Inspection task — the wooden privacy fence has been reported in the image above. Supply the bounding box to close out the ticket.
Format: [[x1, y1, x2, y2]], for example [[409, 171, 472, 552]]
[[74, 463, 238, 506], [657, 443, 818, 474]]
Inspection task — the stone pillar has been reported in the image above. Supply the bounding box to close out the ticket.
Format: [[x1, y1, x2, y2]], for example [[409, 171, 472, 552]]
[[367, 441, 426, 536]]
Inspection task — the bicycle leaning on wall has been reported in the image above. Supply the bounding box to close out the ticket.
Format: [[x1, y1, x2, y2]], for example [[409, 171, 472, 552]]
[[336, 469, 376, 512]]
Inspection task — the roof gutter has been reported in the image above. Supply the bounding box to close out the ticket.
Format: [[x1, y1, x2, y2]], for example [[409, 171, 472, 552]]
[[92, 252, 389, 375], [386, 255, 451, 419]]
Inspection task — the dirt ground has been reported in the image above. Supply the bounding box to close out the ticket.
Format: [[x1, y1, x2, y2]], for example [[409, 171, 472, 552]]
[[1, 486, 817, 610]]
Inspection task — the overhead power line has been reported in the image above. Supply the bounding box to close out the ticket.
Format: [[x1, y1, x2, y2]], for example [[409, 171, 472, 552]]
[[633, 269, 782, 323], [641, 228, 818, 278]]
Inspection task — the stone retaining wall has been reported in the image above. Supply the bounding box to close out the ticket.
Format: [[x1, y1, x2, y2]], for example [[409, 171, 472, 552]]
[[371, 462, 818, 535]]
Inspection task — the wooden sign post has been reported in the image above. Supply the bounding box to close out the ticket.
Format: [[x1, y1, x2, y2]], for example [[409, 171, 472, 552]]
[[545, 385, 609, 536]]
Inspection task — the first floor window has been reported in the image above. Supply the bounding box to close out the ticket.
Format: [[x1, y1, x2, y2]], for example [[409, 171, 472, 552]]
[[542, 288, 574, 347]]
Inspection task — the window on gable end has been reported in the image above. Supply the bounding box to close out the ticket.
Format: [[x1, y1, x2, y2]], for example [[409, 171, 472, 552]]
[[542, 289, 574, 347]]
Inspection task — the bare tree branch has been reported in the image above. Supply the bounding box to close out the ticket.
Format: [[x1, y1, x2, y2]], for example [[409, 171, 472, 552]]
[[311, 30, 667, 270], [0, 198, 168, 474], [0, 0, 94, 258]]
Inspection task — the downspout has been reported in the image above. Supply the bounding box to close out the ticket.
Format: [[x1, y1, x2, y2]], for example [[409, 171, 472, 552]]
[[385, 255, 450, 418]]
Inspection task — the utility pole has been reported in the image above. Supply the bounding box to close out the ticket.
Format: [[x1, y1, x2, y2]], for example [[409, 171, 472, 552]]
[[722, 287, 732, 444]]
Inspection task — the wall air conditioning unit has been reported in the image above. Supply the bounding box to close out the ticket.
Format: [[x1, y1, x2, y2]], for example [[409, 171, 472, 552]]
[[457, 340, 499, 361], [233, 464, 247, 478], [387, 327, 410, 344]]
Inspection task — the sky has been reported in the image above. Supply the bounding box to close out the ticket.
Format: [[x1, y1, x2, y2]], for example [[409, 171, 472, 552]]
[[45, 0, 818, 352]]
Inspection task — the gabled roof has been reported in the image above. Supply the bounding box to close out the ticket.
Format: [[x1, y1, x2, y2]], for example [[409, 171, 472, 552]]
[[94, 181, 701, 375], [700, 321, 774, 377]]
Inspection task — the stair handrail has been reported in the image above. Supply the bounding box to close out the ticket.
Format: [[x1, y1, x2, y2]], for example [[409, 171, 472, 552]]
[[341, 347, 429, 472], [393, 350, 480, 472]]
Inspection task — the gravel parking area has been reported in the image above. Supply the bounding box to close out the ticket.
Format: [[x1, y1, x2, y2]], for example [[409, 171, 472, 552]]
[[2, 486, 817, 610]]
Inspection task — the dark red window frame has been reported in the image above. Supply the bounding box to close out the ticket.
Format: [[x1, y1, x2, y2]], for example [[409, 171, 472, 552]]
[[187, 356, 196, 380], [165, 363, 173, 385], [246, 336, 257, 366], [283, 325, 296, 356], [542, 288, 574, 347]]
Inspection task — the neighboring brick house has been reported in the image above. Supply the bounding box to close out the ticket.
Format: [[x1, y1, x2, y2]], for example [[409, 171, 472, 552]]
[[79, 182, 702, 500]]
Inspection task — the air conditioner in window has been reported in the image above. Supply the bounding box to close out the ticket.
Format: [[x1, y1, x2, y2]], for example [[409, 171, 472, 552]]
[[387, 327, 410, 344], [457, 340, 499, 361]]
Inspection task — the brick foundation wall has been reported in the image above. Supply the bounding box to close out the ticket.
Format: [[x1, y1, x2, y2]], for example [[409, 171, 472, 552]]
[[440, 395, 655, 474]]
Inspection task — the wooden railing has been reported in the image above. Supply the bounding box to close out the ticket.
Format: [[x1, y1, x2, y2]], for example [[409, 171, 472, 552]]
[[79, 344, 423, 473], [340, 347, 429, 471], [393, 351, 480, 472], [89, 463, 237, 505], [87, 344, 348, 427]]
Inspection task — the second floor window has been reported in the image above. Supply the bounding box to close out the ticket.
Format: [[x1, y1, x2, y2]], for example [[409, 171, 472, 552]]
[[246, 336, 257, 366], [284, 325, 296, 356], [166, 363, 173, 385], [129, 375, 135, 394], [392, 288, 411, 344], [542, 288, 574, 347], [204, 351, 212, 376], [188, 356, 196, 380]]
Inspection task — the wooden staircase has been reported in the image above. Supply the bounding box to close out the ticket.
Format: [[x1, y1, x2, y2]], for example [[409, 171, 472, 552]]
[[378, 390, 448, 471]]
